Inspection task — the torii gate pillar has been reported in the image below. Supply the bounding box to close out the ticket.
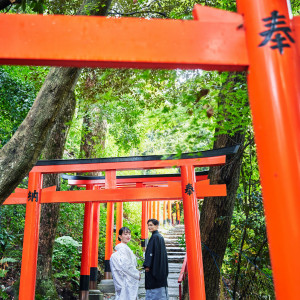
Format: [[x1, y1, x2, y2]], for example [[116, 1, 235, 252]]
[[181, 165, 205, 300], [236, 0, 300, 298], [104, 171, 116, 279], [19, 172, 42, 300]]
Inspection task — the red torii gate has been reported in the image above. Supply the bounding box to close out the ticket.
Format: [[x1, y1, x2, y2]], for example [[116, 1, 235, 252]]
[[1, 0, 300, 299], [61, 170, 209, 281], [4, 147, 232, 299]]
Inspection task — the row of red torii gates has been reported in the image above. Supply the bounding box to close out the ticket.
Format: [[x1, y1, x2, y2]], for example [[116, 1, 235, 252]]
[[61, 173, 185, 280], [3, 146, 235, 299], [62, 173, 183, 234], [1, 0, 300, 298]]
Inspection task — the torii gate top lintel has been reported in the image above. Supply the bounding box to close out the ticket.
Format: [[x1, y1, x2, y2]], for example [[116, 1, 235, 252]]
[[32, 145, 238, 173], [0, 5, 250, 70]]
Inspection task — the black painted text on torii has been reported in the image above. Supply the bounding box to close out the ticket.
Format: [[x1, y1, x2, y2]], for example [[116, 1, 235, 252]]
[[28, 190, 39, 202], [184, 183, 194, 196], [259, 10, 295, 54]]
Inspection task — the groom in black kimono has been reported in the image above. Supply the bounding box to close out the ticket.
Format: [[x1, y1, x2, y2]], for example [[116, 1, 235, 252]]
[[143, 218, 169, 300]]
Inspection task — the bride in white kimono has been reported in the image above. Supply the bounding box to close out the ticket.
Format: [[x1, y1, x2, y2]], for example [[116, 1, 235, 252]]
[[110, 227, 141, 300]]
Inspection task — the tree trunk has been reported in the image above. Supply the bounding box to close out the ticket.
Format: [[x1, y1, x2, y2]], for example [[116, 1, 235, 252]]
[[35, 90, 76, 299], [200, 73, 247, 299], [0, 0, 112, 206], [80, 106, 107, 159]]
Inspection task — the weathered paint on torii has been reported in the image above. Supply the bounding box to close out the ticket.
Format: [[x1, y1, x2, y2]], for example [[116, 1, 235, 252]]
[[1, 0, 300, 299]]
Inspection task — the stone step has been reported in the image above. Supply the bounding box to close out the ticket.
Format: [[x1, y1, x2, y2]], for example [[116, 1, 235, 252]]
[[168, 255, 185, 260], [168, 256, 185, 261], [166, 247, 186, 252], [166, 233, 184, 236], [168, 256, 186, 261], [168, 252, 185, 259], [168, 249, 185, 253], [165, 243, 182, 247], [164, 240, 181, 244], [168, 263, 184, 272]]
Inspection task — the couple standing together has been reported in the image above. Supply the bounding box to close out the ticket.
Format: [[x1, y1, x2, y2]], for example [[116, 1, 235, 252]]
[[110, 218, 169, 300]]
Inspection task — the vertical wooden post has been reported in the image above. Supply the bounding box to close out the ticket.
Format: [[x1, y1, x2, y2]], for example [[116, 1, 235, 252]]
[[80, 184, 94, 300], [163, 201, 167, 225], [181, 165, 205, 300], [148, 200, 152, 220], [90, 186, 100, 290], [145, 201, 148, 236], [115, 202, 123, 245], [171, 201, 175, 225], [104, 170, 116, 279], [141, 200, 148, 249], [138, 183, 148, 249], [156, 201, 160, 223], [153, 200, 156, 219], [237, 0, 300, 298], [19, 172, 42, 300], [151, 202, 153, 219], [167, 200, 171, 225], [176, 202, 180, 224]]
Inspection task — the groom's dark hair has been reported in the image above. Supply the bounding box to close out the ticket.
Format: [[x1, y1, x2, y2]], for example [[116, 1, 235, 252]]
[[147, 218, 159, 225]]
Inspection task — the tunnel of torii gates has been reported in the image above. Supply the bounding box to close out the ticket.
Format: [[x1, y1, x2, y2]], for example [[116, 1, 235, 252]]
[[1, 0, 300, 299], [3, 146, 236, 300]]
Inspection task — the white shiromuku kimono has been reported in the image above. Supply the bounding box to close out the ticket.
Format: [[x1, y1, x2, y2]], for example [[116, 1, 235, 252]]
[[110, 242, 140, 300]]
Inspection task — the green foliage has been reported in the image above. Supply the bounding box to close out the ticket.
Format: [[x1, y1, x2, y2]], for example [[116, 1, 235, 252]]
[[52, 236, 81, 283], [56, 202, 85, 242], [0, 258, 17, 278], [0, 257, 18, 264], [0, 205, 25, 259], [123, 202, 144, 267], [0, 257, 18, 299], [178, 233, 186, 250], [221, 139, 274, 298], [21, 0, 45, 13], [55, 199, 107, 273], [0, 289, 9, 299], [44, 0, 83, 15], [291, 0, 300, 15], [0, 67, 37, 148], [214, 72, 250, 137], [4, 0, 81, 14], [3, 0, 45, 14], [72, 68, 218, 158]]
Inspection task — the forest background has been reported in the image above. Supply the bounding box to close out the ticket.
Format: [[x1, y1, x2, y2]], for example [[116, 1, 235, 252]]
[[1, 0, 299, 299]]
